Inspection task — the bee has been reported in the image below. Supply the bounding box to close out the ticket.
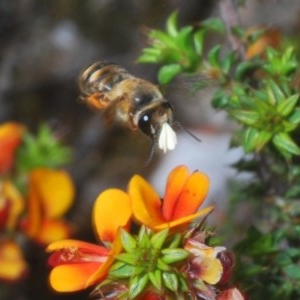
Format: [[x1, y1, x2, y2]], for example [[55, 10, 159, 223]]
[[78, 61, 177, 153]]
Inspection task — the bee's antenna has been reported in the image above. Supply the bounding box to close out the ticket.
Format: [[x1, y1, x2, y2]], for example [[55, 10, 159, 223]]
[[144, 140, 156, 166], [174, 121, 201, 142]]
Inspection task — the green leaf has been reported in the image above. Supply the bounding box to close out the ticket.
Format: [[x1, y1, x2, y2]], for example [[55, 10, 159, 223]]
[[150, 30, 177, 49], [161, 248, 189, 264], [178, 275, 189, 292], [176, 26, 193, 50], [273, 132, 300, 156], [109, 262, 134, 278], [212, 90, 229, 108], [250, 130, 272, 151], [157, 258, 171, 271], [133, 265, 145, 276], [137, 53, 159, 63], [234, 226, 280, 255], [285, 247, 300, 258], [208, 45, 221, 67], [168, 234, 182, 248], [115, 253, 136, 265], [129, 274, 149, 299], [277, 94, 299, 117], [148, 269, 162, 291], [289, 108, 300, 125], [234, 60, 261, 80], [283, 265, 300, 280], [282, 120, 297, 132], [267, 79, 285, 105], [138, 226, 151, 248], [166, 11, 179, 37], [232, 110, 260, 126], [275, 252, 292, 266], [241, 264, 265, 276], [193, 29, 205, 55], [201, 18, 225, 32], [162, 272, 178, 292], [137, 47, 162, 63], [221, 52, 235, 74], [158, 64, 182, 84], [151, 228, 169, 249], [242, 127, 260, 152], [120, 229, 137, 253], [265, 47, 276, 62]]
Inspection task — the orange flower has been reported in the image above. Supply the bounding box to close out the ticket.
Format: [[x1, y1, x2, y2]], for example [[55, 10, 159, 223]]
[[21, 168, 75, 244], [47, 189, 132, 292], [129, 165, 213, 230], [0, 240, 28, 282], [245, 27, 281, 60], [0, 180, 24, 231], [0, 122, 25, 174]]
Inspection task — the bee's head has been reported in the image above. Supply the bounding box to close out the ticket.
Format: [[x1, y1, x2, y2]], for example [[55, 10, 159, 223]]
[[138, 102, 177, 153]]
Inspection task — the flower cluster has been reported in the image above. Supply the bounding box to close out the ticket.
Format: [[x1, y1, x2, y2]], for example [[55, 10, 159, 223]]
[[47, 165, 243, 299], [0, 122, 74, 282]]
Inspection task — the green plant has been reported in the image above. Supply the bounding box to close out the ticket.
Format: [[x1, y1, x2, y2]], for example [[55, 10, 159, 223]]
[[138, 9, 300, 299]]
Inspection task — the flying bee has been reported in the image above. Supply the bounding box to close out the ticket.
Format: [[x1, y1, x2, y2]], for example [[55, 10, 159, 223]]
[[78, 61, 177, 153]]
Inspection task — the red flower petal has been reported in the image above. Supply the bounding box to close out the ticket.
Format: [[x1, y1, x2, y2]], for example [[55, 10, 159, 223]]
[[47, 239, 109, 267]]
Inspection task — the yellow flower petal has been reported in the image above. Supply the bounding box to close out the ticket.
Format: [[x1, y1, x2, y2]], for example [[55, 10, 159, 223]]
[[93, 189, 132, 243], [0, 122, 25, 174], [35, 219, 71, 245], [1, 181, 24, 230], [162, 165, 189, 221], [29, 168, 75, 218], [154, 206, 214, 230], [0, 240, 28, 281], [197, 255, 223, 284], [49, 262, 101, 292], [129, 175, 165, 228]]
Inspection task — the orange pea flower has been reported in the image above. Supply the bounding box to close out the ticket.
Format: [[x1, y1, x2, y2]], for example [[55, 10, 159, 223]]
[[0, 240, 28, 282], [129, 165, 213, 230], [0, 122, 25, 174], [0, 180, 24, 231], [21, 168, 75, 244], [245, 27, 281, 60], [46, 189, 132, 292]]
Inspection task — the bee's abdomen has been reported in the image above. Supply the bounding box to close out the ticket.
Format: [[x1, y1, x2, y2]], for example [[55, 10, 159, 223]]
[[79, 61, 132, 95]]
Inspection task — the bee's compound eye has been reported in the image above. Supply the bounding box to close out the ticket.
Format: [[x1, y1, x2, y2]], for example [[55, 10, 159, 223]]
[[138, 113, 153, 137]]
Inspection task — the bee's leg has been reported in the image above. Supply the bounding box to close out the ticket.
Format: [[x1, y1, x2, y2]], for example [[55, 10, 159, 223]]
[[80, 93, 110, 110]]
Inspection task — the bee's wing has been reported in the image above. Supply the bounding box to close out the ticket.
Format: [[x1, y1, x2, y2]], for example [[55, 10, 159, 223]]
[[166, 72, 217, 95]]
